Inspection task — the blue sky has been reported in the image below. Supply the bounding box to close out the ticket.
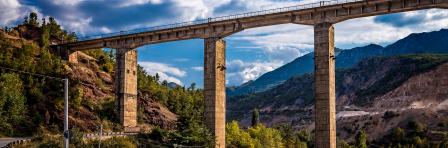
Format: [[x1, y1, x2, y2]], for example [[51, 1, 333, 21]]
[[1, 0, 448, 87]]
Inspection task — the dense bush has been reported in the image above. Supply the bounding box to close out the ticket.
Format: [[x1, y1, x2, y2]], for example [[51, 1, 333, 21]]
[[136, 66, 214, 146], [0, 73, 27, 136], [226, 121, 310, 148]]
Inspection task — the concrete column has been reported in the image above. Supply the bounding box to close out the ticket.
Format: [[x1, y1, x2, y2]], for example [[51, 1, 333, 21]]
[[314, 22, 336, 148], [115, 48, 139, 132], [204, 37, 226, 148]]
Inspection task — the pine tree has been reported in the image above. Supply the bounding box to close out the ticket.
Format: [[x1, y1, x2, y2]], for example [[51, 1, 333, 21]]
[[40, 21, 50, 48], [251, 108, 260, 127], [355, 130, 368, 148], [26, 12, 39, 27]]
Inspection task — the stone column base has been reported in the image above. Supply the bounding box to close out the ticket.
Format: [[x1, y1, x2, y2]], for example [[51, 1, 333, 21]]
[[124, 126, 140, 133]]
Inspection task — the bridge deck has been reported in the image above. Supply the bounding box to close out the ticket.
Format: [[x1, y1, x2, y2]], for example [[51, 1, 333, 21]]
[[60, 0, 447, 50]]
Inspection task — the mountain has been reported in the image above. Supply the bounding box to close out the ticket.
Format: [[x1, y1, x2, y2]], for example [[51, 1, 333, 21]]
[[0, 20, 214, 146], [227, 29, 448, 96], [227, 54, 448, 142]]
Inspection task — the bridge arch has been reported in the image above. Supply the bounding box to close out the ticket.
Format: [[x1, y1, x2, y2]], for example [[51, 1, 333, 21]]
[[56, 0, 448, 147]]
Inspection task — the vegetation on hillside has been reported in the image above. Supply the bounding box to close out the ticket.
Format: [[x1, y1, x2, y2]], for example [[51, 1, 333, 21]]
[[228, 54, 448, 120], [371, 120, 448, 147], [135, 66, 214, 146], [0, 12, 214, 146], [353, 54, 448, 106], [0, 12, 75, 137]]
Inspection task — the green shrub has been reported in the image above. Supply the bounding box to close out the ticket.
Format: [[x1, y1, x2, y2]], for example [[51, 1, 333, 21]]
[[0, 73, 27, 136], [101, 137, 137, 148]]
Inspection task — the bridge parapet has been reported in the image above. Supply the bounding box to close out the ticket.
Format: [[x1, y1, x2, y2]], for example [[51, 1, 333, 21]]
[[59, 0, 448, 51]]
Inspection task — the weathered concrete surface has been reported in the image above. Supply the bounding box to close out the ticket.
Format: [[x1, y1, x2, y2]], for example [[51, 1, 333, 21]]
[[204, 38, 226, 148], [115, 48, 139, 132], [63, 0, 448, 51], [314, 22, 336, 148]]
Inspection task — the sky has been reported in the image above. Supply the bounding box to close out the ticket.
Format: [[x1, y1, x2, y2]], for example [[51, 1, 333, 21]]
[[1, 0, 448, 87]]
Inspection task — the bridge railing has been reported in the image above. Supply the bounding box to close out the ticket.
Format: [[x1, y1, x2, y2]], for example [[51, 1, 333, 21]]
[[75, 0, 364, 42]]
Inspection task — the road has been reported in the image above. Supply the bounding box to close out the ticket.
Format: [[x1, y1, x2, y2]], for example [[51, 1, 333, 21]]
[[0, 137, 30, 147]]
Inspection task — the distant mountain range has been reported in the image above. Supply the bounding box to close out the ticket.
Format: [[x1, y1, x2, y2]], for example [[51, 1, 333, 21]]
[[227, 54, 448, 141], [227, 29, 448, 96]]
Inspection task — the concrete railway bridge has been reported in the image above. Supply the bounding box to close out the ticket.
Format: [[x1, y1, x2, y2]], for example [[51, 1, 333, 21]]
[[56, 0, 448, 147]]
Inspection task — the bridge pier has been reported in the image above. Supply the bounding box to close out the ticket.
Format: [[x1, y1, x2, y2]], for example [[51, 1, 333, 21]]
[[204, 37, 226, 148], [115, 48, 139, 132], [314, 22, 336, 148]]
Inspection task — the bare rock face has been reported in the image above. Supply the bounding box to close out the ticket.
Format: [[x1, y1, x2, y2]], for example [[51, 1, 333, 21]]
[[326, 62, 448, 141], [64, 51, 179, 132], [371, 63, 448, 111], [138, 92, 178, 130]]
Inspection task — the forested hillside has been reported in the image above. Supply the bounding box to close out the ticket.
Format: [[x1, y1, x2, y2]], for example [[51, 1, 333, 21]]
[[227, 29, 448, 96], [227, 54, 448, 147], [0, 12, 313, 148], [0, 12, 214, 147]]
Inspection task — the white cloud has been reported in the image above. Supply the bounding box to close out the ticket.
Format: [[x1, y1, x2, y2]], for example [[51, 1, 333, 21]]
[[138, 61, 186, 85], [334, 10, 448, 48], [0, 0, 34, 26], [170, 0, 232, 21], [52, 0, 82, 6], [226, 60, 283, 86], [191, 66, 204, 71], [118, 0, 163, 7], [230, 24, 314, 62]]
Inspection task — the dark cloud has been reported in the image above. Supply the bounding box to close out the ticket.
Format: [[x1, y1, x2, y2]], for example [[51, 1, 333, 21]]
[[213, 0, 247, 15], [373, 13, 423, 27], [23, 0, 178, 33], [77, 1, 175, 29]]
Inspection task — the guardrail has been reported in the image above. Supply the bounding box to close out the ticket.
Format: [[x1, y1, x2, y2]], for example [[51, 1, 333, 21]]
[[75, 0, 364, 42], [83, 132, 138, 139], [2, 138, 32, 148]]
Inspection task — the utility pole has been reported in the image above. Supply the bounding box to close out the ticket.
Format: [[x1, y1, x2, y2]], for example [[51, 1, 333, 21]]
[[0, 66, 70, 147], [64, 78, 69, 148]]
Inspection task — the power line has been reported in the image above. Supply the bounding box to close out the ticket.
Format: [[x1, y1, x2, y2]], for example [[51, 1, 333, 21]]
[[0, 65, 64, 81], [0, 66, 70, 147]]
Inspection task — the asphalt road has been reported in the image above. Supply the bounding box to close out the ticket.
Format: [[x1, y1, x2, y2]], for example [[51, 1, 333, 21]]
[[0, 137, 29, 147]]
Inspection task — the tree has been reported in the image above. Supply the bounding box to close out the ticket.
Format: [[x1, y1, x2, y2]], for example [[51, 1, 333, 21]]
[[407, 120, 425, 134], [338, 139, 353, 148], [226, 121, 255, 148], [155, 73, 160, 82], [247, 124, 284, 148], [392, 127, 405, 143], [40, 22, 50, 48], [412, 136, 424, 147], [47, 17, 61, 36], [355, 130, 367, 148], [26, 12, 39, 27], [251, 108, 260, 127], [189, 83, 196, 91], [0, 73, 26, 135]]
